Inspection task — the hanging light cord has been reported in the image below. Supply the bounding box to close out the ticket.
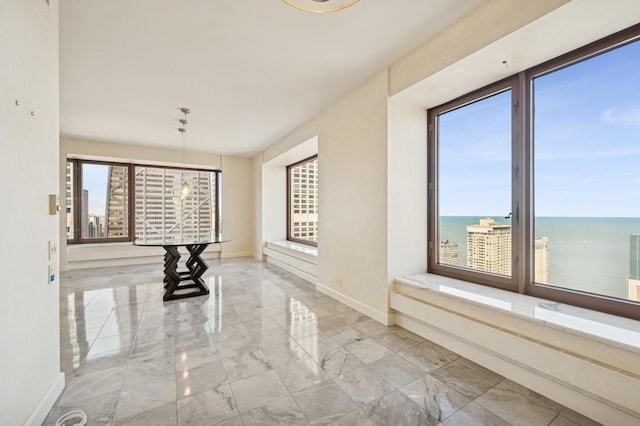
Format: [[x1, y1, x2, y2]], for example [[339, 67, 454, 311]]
[[179, 108, 191, 199]]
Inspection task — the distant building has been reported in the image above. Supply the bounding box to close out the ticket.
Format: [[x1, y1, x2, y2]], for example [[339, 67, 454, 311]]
[[105, 166, 129, 237], [467, 218, 512, 276], [82, 189, 89, 238], [534, 236, 550, 284], [439, 240, 459, 266], [132, 167, 214, 242], [66, 162, 74, 239], [627, 235, 640, 301], [290, 159, 318, 242]]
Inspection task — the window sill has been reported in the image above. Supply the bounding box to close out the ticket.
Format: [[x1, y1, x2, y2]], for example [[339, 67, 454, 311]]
[[391, 273, 640, 423], [263, 240, 318, 284], [266, 240, 317, 263], [395, 273, 640, 353]]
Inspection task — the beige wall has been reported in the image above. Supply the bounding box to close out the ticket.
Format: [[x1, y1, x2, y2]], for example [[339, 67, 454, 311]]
[[220, 155, 253, 257], [387, 100, 428, 283], [0, 1, 62, 424], [59, 137, 253, 269], [256, 70, 391, 319], [389, 0, 570, 96], [254, 0, 640, 327]]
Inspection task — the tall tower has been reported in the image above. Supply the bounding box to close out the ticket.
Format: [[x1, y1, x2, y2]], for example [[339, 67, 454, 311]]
[[66, 162, 74, 239], [133, 167, 214, 242], [290, 158, 318, 242], [82, 189, 89, 238], [467, 218, 511, 275], [534, 236, 550, 284], [105, 165, 128, 237], [439, 240, 459, 266], [627, 235, 640, 301]]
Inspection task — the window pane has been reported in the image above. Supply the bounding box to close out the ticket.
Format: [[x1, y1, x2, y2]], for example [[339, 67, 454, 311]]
[[81, 163, 129, 239], [134, 167, 216, 244], [437, 90, 512, 277], [66, 161, 74, 240], [533, 39, 640, 301], [288, 158, 318, 244]]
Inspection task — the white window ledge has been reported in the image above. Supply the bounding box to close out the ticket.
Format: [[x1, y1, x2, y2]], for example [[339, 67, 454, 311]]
[[396, 273, 640, 352], [263, 241, 317, 284], [392, 274, 640, 424], [266, 240, 317, 263]]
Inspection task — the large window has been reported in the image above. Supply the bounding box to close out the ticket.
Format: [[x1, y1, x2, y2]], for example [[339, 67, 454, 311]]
[[67, 159, 220, 244], [287, 156, 318, 246], [429, 24, 640, 320]]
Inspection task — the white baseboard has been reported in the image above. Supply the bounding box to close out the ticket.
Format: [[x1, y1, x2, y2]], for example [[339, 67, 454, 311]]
[[220, 251, 254, 259], [267, 257, 319, 285], [315, 282, 392, 326], [25, 372, 64, 426]]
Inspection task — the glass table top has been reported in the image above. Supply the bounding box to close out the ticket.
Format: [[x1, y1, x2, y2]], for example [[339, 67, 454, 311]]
[[133, 233, 231, 247]]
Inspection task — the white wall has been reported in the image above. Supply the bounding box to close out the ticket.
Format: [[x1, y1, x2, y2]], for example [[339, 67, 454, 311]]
[[220, 155, 253, 258], [0, 1, 63, 424], [253, 3, 640, 417], [256, 70, 392, 321], [387, 100, 428, 286]]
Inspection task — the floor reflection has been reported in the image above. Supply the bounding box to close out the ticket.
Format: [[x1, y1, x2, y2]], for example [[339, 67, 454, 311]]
[[47, 259, 598, 426]]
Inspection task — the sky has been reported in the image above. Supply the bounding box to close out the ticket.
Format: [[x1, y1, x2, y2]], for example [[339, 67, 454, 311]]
[[438, 39, 640, 218], [82, 164, 108, 215]]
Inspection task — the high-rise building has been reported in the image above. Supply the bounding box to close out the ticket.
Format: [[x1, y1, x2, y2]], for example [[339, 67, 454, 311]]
[[105, 165, 129, 237], [439, 240, 459, 266], [627, 235, 640, 301], [132, 167, 215, 242], [66, 161, 74, 239], [82, 189, 89, 239], [534, 236, 550, 284], [465, 218, 550, 280], [467, 218, 511, 275], [290, 159, 318, 242]]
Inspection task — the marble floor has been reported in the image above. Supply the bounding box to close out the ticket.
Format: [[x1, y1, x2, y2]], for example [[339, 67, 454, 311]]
[[44, 258, 600, 426]]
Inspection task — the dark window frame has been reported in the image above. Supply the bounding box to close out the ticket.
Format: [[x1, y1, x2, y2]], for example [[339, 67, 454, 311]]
[[286, 155, 318, 247], [427, 23, 640, 321], [67, 158, 221, 245]]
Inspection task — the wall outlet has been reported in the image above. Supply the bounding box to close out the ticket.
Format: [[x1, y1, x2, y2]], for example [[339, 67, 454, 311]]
[[335, 278, 342, 288], [48, 240, 57, 260], [48, 264, 56, 285]]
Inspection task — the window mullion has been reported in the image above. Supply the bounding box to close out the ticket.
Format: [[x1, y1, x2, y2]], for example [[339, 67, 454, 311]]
[[512, 73, 529, 294]]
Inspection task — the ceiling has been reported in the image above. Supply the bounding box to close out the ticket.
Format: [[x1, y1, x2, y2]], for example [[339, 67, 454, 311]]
[[59, 0, 485, 157]]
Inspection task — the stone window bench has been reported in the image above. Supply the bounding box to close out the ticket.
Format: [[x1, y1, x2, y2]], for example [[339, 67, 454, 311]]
[[391, 273, 640, 425]]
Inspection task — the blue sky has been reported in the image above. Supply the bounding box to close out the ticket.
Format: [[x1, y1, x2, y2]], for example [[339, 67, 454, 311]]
[[82, 164, 108, 215], [439, 39, 640, 218]]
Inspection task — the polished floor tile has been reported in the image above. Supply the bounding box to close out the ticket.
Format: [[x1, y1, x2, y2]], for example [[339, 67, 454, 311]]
[[44, 258, 601, 425]]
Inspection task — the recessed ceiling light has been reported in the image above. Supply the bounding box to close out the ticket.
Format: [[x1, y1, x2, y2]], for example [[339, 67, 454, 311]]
[[281, 0, 360, 13]]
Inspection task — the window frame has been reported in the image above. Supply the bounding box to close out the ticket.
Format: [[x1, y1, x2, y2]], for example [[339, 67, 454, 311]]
[[67, 158, 221, 245], [427, 23, 640, 321], [286, 155, 318, 247], [428, 77, 521, 292]]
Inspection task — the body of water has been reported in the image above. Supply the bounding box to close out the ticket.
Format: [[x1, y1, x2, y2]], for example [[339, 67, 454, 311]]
[[439, 216, 640, 299]]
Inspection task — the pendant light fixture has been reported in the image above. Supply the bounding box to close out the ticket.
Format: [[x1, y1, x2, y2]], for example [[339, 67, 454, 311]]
[[178, 107, 190, 199], [281, 0, 360, 13]]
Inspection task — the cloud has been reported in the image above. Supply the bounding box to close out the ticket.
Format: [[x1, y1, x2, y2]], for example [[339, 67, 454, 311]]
[[602, 106, 640, 125], [536, 148, 640, 161]]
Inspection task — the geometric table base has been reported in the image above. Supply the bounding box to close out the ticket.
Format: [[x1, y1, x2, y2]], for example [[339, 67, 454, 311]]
[[162, 243, 210, 301]]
